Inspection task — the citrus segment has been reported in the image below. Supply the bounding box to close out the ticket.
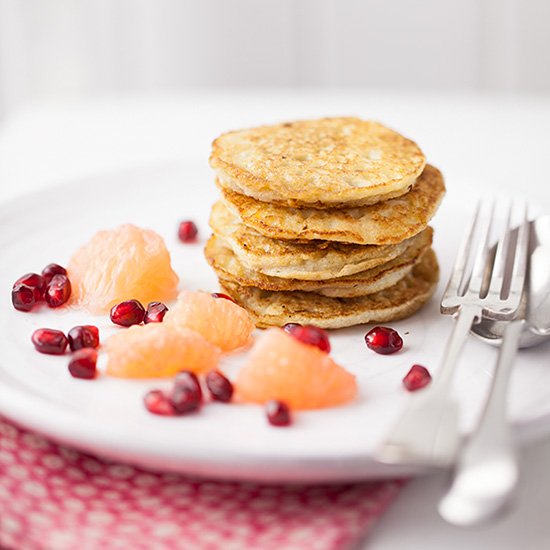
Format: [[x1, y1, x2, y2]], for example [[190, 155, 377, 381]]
[[235, 328, 357, 410], [164, 290, 255, 352], [68, 224, 179, 314], [105, 323, 220, 378]]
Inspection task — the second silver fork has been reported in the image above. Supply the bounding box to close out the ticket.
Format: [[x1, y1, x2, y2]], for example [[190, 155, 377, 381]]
[[376, 201, 529, 467]]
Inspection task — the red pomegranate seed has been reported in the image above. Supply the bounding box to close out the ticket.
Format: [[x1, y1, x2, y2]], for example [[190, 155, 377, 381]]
[[144, 389, 175, 416], [365, 326, 403, 355], [403, 364, 432, 392], [45, 274, 72, 308], [13, 273, 46, 302], [110, 299, 145, 326], [205, 371, 233, 402], [171, 370, 202, 414], [31, 328, 69, 355], [68, 325, 100, 351], [12, 284, 36, 312], [178, 220, 198, 243], [174, 370, 202, 399], [41, 263, 67, 284], [170, 386, 202, 414], [266, 400, 292, 427], [68, 349, 97, 379], [144, 302, 168, 324], [211, 292, 236, 303], [283, 324, 331, 353]]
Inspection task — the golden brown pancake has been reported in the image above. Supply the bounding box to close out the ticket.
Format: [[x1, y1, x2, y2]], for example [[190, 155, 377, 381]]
[[221, 164, 445, 245], [219, 248, 440, 328], [205, 228, 432, 298], [210, 118, 426, 208], [208, 200, 430, 280]]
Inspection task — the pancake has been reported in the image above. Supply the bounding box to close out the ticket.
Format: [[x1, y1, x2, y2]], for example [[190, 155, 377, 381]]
[[221, 164, 445, 245], [219, 249, 440, 329], [210, 118, 426, 208], [205, 227, 432, 298], [209, 200, 429, 280]]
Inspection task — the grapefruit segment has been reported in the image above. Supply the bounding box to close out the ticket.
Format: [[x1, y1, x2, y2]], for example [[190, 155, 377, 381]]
[[105, 323, 220, 378], [68, 224, 179, 314], [235, 328, 357, 410], [164, 290, 255, 352]]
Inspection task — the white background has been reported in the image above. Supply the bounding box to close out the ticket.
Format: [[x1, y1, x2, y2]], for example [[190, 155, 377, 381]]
[[1, 0, 550, 117]]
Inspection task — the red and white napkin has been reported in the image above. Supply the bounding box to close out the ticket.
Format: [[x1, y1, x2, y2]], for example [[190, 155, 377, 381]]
[[0, 416, 404, 549]]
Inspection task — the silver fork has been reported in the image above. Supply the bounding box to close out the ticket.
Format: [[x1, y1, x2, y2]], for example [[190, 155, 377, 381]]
[[376, 201, 529, 467]]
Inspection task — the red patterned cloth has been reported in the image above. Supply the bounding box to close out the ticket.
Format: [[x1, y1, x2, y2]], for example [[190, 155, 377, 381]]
[[0, 417, 404, 549]]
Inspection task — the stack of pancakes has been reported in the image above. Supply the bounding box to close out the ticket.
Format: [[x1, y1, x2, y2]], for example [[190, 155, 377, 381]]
[[205, 118, 445, 328]]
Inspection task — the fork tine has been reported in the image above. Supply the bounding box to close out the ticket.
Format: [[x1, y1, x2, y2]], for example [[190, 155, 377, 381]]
[[484, 202, 529, 320], [468, 201, 496, 295], [442, 201, 482, 303], [508, 203, 530, 299], [486, 201, 513, 297]]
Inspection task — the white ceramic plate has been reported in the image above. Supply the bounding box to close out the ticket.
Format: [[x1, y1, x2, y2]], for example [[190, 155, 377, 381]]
[[1, 163, 549, 483]]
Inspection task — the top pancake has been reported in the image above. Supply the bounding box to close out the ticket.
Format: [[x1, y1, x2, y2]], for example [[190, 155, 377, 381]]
[[221, 164, 445, 245], [210, 117, 426, 208]]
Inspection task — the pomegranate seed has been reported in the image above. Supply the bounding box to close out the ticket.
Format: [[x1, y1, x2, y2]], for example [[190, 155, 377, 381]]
[[144, 389, 175, 416], [11, 284, 36, 312], [211, 292, 236, 303], [45, 274, 71, 308], [266, 400, 292, 427], [13, 273, 46, 302], [41, 263, 67, 284], [144, 302, 168, 324], [68, 349, 97, 379], [365, 326, 403, 355], [205, 371, 233, 402], [174, 370, 202, 400], [403, 364, 432, 392], [31, 328, 68, 355], [68, 325, 100, 351], [178, 220, 198, 243], [110, 299, 145, 326], [170, 386, 202, 414], [283, 324, 331, 353], [171, 370, 202, 414]]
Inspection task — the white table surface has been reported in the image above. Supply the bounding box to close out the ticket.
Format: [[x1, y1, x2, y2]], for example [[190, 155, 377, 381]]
[[1, 89, 549, 550]]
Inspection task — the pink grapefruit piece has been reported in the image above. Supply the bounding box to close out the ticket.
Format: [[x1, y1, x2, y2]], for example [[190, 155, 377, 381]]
[[235, 328, 358, 410], [105, 323, 220, 379], [68, 224, 179, 314], [164, 290, 255, 352]]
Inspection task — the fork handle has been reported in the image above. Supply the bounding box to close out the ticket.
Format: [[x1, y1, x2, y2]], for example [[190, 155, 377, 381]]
[[434, 305, 481, 394], [439, 319, 522, 526]]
